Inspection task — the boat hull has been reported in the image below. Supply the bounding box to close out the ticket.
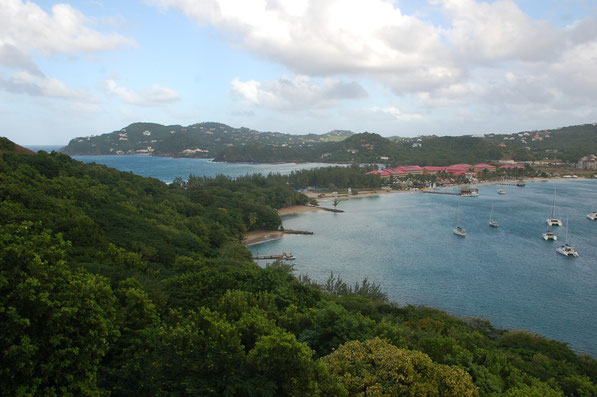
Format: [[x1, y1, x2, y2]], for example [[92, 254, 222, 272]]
[[453, 227, 466, 237], [556, 246, 579, 257], [542, 233, 557, 241], [547, 218, 563, 226]]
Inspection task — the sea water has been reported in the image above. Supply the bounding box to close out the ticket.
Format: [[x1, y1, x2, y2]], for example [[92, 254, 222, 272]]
[[34, 151, 597, 356], [250, 180, 597, 356], [72, 155, 335, 183]]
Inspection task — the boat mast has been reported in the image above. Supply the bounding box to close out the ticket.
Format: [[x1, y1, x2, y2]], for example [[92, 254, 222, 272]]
[[551, 188, 557, 218], [490, 203, 494, 222]]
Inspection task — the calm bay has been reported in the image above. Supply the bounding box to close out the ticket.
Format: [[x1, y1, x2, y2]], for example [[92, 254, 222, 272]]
[[61, 153, 597, 356]]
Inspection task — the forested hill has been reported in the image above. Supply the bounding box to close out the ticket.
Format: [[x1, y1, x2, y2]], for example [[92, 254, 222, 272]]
[[60, 122, 355, 158], [61, 122, 597, 164], [483, 123, 597, 162], [0, 136, 35, 155], [2, 141, 597, 395]]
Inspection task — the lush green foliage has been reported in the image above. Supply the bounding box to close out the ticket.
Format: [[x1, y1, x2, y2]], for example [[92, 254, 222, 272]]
[[1, 149, 596, 396]]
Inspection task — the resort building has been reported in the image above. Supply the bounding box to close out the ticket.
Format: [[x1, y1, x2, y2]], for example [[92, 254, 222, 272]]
[[472, 163, 496, 172], [577, 154, 597, 169]]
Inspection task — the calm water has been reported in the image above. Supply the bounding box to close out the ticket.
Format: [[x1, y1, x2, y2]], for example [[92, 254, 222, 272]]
[[251, 180, 597, 356], [26, 151, 597, 356], [72, 155, 336, 183]]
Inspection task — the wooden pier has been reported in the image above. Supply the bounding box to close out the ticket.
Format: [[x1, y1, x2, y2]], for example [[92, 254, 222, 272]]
[[497, 182, 525, 187], [252, 253, 295, 260], [422, 190, 460, 196], [422, 187, 479, 197]]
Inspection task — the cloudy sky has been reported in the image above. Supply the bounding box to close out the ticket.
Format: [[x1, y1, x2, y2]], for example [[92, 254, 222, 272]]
[[2, 0, 597, 145]]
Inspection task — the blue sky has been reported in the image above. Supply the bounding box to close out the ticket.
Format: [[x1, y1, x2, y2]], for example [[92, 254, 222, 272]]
[[1, 0, 597, 144]]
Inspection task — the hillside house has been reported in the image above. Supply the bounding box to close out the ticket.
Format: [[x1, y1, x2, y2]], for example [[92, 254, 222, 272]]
[[577, 154, 597, 169]]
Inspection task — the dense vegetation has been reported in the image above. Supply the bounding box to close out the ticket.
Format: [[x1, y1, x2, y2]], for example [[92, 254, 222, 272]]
[[1, 147, 596, 396], [62, 121, 597, 165]]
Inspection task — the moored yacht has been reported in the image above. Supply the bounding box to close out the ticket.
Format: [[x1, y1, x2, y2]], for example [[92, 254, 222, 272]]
[[556, 216, 578, 257], [546, 188, 562, 226], [542, 230, 557, 241], [588, 212, 597, 220], [489, 203, 499, 228], [497, 189, 506, 195], [453, 201, 466, 237]]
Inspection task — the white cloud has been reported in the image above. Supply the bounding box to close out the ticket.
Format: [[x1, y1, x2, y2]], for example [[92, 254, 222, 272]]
[[369, 106, 422, 121], [151, 0, 456, 93], [105, 79, 181, 106], [0, 0, 135, 55], [438, 0, 562, 62], [0, 43, 42, 75], [0, 71, 97, 102], [152, 0, 597, 116], [231, 75, 367, 110]]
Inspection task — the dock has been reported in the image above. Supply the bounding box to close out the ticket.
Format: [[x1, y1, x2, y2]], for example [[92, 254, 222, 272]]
[[422, 190, 460, 196], [252, 253, 295, 260], [497, 182, 525, 187], [422, 187, 479, 197]]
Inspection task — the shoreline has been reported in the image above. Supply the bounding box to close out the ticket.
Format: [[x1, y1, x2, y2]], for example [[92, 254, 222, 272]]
[[244, 177, 595, 246]]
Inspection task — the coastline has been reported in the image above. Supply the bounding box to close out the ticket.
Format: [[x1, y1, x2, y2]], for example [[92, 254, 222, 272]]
[[244, 177, 595, 246]]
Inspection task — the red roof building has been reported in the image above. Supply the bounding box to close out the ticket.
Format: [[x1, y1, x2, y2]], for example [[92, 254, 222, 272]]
[[396, 165, 424, 174], [446, 164, 472, 174], [422, 166, 447, 174], [472, 163, 496, 172]]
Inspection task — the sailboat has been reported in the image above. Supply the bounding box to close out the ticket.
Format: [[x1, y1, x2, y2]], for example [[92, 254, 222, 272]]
[[453, 201, 466, 237], [489, 203, 499, 227], [556, 216, 579, 257], [546, 188, 563, 226], [542, 227, 557, 241]]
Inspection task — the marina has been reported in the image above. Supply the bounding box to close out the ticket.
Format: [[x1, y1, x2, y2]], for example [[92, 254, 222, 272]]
[[251, 179, 597, 356]]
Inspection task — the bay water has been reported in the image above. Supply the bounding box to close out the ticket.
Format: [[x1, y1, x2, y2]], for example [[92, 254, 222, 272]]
[[251, 180, 597, 356], [39, 152, 596, 356]]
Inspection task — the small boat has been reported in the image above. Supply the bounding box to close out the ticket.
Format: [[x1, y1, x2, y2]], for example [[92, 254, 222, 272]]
[[546, 188, 563, 226], [489, 203, 499, 227], [460, 188, 479, 197], [282, 252, 296, 260], [556, 217, 578, 257], [453, 202, 466, 237], [542, 230, 557, 241], [497, 189, 506, 195]]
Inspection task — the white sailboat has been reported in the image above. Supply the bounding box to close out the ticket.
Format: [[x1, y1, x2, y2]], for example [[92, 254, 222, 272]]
[[542, 226, 557, 241], [489, 203, 499, 228], [453, 201, 466, 237], [546, 188, 563, 226], [556, 216, 579, 257]]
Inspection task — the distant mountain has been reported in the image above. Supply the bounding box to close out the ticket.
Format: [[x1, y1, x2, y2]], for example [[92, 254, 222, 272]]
[[0, 137, 36, 156], [483, 123, 597, 162], [60, 122, 353, 158], [60, 122, 597, 164]]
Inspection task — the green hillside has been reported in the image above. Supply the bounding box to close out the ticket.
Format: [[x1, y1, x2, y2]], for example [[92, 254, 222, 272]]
[[1, 142, 596, 395]]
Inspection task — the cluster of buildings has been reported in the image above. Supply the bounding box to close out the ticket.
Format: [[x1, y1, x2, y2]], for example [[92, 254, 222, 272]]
[[577, 154, 597, 170], [365, 163, 525, 179]]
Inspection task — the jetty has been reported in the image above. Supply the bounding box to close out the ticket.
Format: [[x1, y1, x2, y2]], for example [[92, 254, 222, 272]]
[[283, 229, 313, 235], [252, 252, 295, 260], [497, 182, 526, 187], [422, 187, 479, 197]]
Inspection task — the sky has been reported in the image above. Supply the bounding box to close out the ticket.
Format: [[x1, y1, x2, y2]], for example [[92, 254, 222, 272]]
[[1, 0, 597, 145]]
